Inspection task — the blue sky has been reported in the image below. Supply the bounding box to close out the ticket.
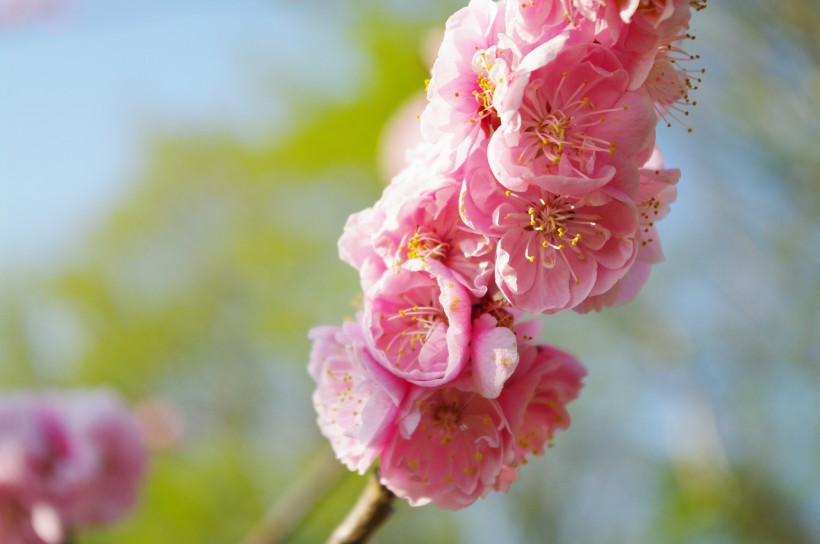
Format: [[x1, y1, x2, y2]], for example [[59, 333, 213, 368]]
[[0, 0, 355, 272]]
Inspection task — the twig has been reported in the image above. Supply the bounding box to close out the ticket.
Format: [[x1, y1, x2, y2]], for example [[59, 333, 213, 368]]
[[241, 448, 345, 544], [327, 472, 395, 544]]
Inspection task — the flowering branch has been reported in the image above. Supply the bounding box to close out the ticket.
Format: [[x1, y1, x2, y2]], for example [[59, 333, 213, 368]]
[[307, 0, 705, 517], [327, 472, 395, 544]]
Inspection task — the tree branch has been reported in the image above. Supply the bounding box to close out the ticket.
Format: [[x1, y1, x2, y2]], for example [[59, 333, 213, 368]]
[[241, 449, 344, 544], [327, 472, 395, 544]]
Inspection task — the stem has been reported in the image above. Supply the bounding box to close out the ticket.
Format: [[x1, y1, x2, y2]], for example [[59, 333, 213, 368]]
[[327, 472, 395, 544], [241, 449, 345, 544]]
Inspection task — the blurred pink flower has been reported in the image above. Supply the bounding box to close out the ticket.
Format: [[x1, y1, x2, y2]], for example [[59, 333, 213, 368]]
[[0, 485, 63, 544], [0, 390, 147, 537], [59, 391, 147, 526], [0, 397, 87, 514], [378, 94, 428, 182], [0, 0, 66, 29]]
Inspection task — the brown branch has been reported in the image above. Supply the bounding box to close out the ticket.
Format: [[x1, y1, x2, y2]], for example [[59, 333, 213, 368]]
[[326, 472, 395, 544]]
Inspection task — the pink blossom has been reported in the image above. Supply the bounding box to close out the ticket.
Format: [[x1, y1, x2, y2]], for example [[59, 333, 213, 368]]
[[458, 142, 503, 236], [378, 378, 512, 510], [469, 298, 541, 398], [421, 0, 508, 172], [338, 204, 388, 293], [309, 0, 702, 512], [497, 344, 586, 470], [339, 151, 450, 293], [634, 146, 679, 252], [364, 269, 472, 386], [378, 337, 584, 510], [613, 0, 691, 30], [601, 0, 696, 91], [503, 0, 568, 54], [489, 42, 656, 195], [558, 0, 690, 55], [374, 179, 494, 298], [574, 145, 679, 312], [639, 34, 702, 130], [308, 320, 406, 474], [642, 42, 692, 104], [462, 165, 639, 313], [471, 313, 520, 399], [560, 0, 607, 24]]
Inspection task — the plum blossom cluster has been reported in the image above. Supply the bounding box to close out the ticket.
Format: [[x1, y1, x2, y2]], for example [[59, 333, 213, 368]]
[[0, 390, 147, 544], [309, 0, 703, 510]]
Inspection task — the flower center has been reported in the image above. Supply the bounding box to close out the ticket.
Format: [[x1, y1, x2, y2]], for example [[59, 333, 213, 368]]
[[534, 111, 571, 161], [431, 400, 465, 444], [475, 72, 494, 115], [518, 74, 620, 175], [503, 191, 607, 283], [528, 194, 603, 253], [470, 48, 504, 133], [476, 296, 515, 329], [433, 404, 461, 432], [383, 297, 448, 365], [404, 228, 449, 262]]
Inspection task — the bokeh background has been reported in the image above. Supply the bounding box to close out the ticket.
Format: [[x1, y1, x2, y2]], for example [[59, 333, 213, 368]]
[[1, 0, 818, 542]]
